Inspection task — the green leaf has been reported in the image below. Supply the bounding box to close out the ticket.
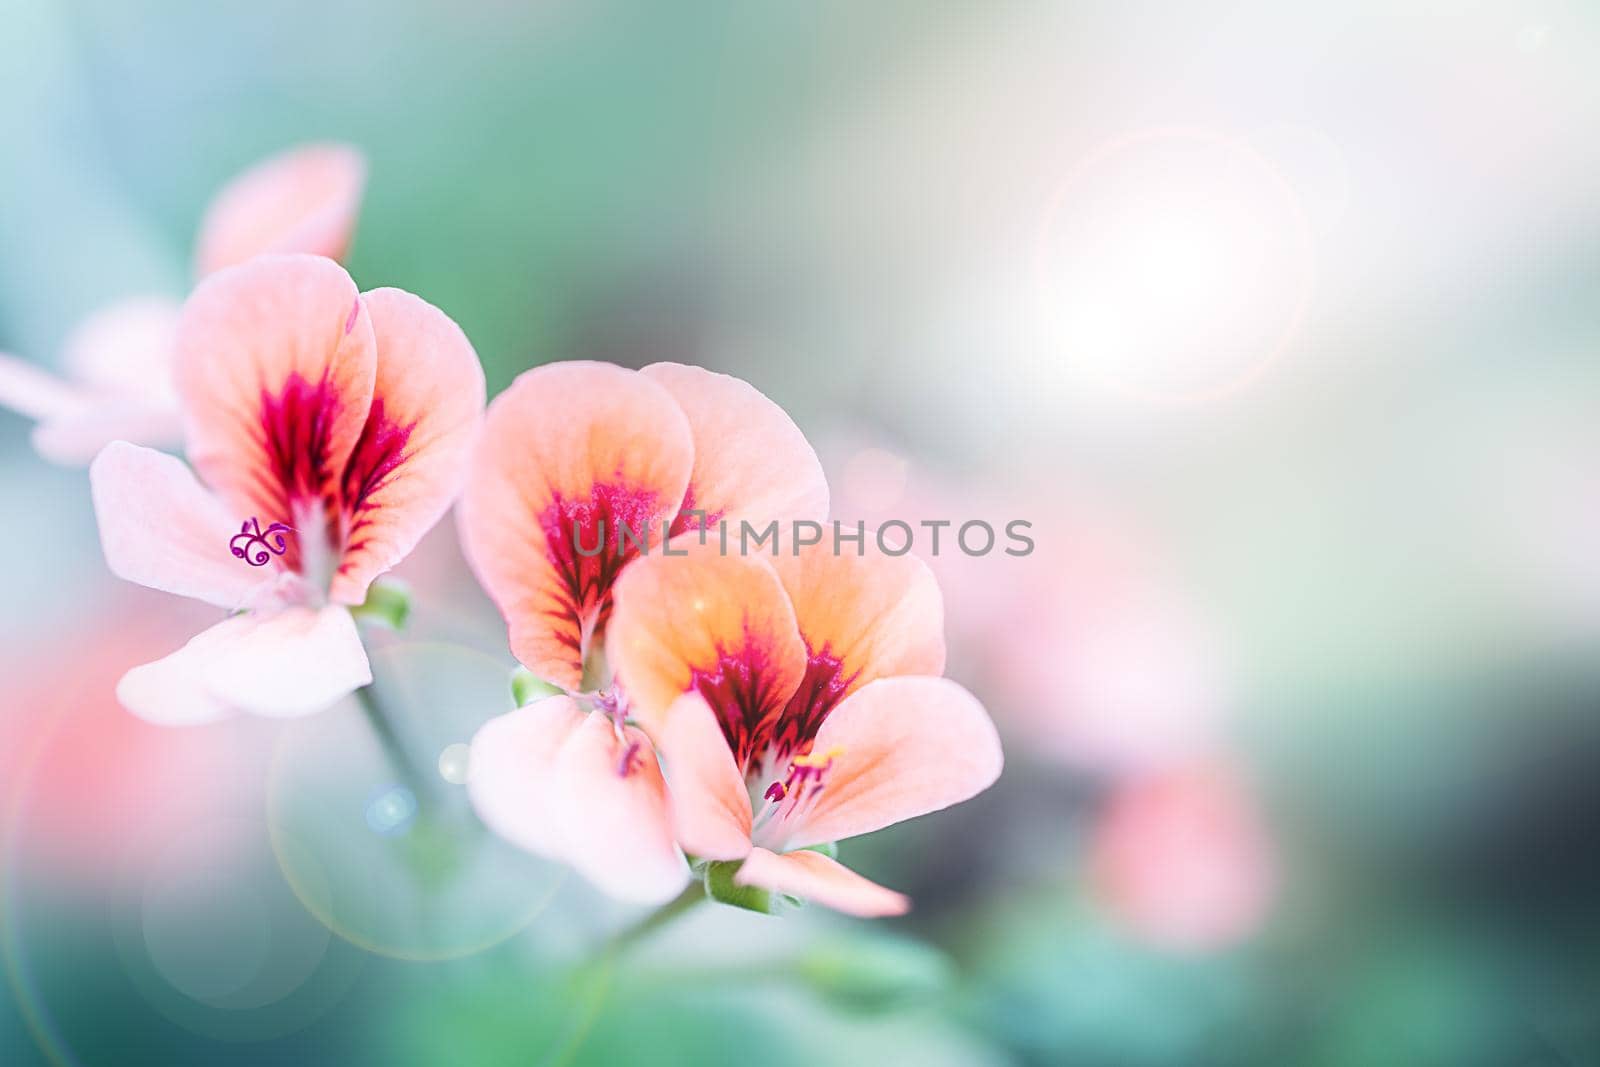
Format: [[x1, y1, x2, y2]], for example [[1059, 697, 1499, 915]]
[[351, 578, 412, 630], [511, 667, 564, 707], [794, 933, 955, 1013]]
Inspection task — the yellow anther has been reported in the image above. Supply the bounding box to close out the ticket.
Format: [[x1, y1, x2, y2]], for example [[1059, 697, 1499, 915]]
[[791, 745, 845, 769]]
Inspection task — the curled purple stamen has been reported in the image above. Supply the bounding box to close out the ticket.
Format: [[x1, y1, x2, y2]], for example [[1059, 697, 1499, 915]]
[[764, 781, 786, 803], [230, 517, 293, 567]]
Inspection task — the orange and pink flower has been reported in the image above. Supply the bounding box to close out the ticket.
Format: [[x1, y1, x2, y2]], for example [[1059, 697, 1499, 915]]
[[90, 254, 483, 723], [461, 362, 1001, 914]]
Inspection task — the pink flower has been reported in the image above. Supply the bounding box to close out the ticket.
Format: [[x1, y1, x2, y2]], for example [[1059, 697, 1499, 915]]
[[459, 360, 828, 903], [90, 254, 484, 723], [460, 363, 1002, 914], [603, 543, 1003, 917], [1089, 760, 1277, 952], [0, 143, 366, 464]]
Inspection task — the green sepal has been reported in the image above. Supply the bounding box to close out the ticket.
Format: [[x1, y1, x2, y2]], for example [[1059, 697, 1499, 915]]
[[511, 667, 564, 707], [799, 841, 838, 860], [351, 578, 412, 630], [703, 859, 776, 914]]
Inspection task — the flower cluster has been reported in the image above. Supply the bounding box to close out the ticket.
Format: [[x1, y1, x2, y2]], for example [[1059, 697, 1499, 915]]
[[460, 363, 1003, 914], [17, 144, 1001, 920]]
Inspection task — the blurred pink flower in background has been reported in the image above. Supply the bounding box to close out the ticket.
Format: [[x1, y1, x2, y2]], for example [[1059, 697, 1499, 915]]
[[1088, 760, 1277, 952], [826, 436, 1227, 776], [0, 588, 250, 884], [0, 143, 366, 464], [91, 255, 483, 723]]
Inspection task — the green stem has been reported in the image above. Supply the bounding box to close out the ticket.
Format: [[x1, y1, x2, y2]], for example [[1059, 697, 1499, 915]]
[[354, 681, 434, 804], [545, 884, 705, 1066], [601, 881, 705, 959]]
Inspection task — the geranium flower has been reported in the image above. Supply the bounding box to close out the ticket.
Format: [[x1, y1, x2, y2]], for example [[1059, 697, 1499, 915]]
[[459, 360, 828, 902], [603, 543, 1003, 916], [89, 254, 483, 723], [0, 143, 365, 464]]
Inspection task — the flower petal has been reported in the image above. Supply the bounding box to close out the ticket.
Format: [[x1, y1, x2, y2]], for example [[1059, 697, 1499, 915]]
[[767, 541, 946, 750], [197, 605, 372, 717], [327, 287, 485, 605], [550, 715, 689, 904], [61, 297, 181, 400], [114, 605, 369, 723], [458, 362, 692, 691], [467, 696, 588, 860], [772, 676, 1002, 852], [654, 693, 753, 861], [733, 847, 909, 918], [117, 628, 237, 726], [640, 362, 828, 529], [176, 254, 377, 572], [195, 143, 367, 276], [90, 441, 281, 609], [34, 399, 183, 465], [0, 352, 84, 419], [607, 547, 806, 770]]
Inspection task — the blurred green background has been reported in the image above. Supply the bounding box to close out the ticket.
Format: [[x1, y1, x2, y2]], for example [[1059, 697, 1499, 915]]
[[3, 1, 1600, 1064]]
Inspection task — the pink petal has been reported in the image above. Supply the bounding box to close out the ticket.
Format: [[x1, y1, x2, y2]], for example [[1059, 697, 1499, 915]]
[[116, 627, 237, 726], [457, 362, 693, 691], [90, 441, 281, 609], [549, 716, 689, 904], [194, 143, 368, 276], [605, 547, 807, 769], [116, 605, 370, 723], [326, 288, 485, 605], [0, 352, 84, 420], [640, 362, 828, 529], [60, 296, 181, 400], [733, 847, 909, 918], [175, 254, 377, 574], [772, 677, 1002, 852], [34, 399, 183, 465], [467, 696, 588, 859], [654, 693, 753, 861], [199, 605, 371, 717]]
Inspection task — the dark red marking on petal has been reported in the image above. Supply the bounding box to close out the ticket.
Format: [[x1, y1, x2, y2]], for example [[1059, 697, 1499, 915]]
[[668, 485, 725, 539], [344, 298, 360, 336], [332, 396, 416, 576], [258, 371, 345, 569], [764, 644, 858, 763], [689, 637, 792, 773], [537, 481, 665, 671]]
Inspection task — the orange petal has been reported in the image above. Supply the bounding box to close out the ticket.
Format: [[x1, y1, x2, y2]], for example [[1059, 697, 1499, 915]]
[[327, 288, 485, 605], [654, 693, 754, 861], [733, 847, 909, 918], [640, 362, 828, 530], [458, 362, 692, 691], [767, 676, 1002, 852], [194, 143, 367, 276], [606, 547, 806, 770], [767, 541, 946, 754], [175, 254, 377, 576]]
